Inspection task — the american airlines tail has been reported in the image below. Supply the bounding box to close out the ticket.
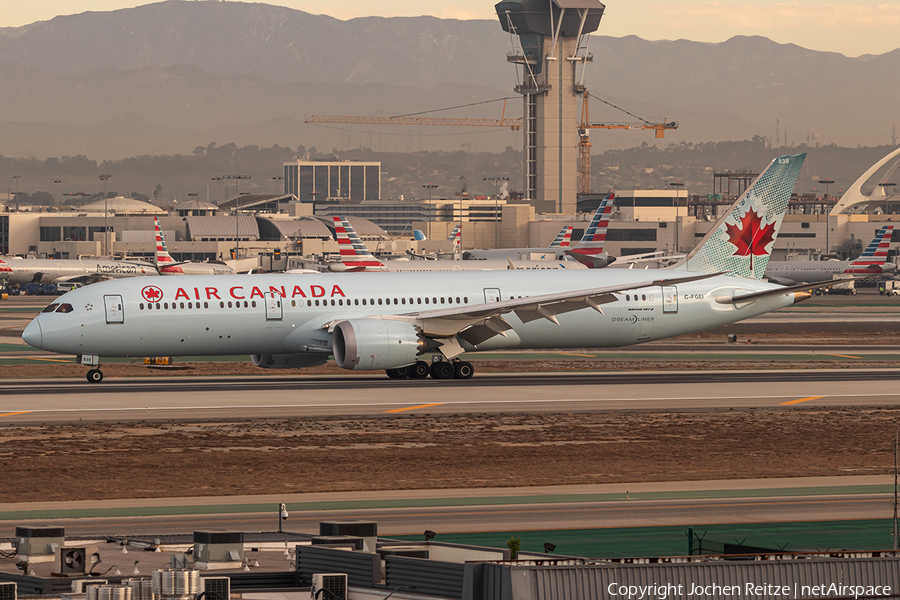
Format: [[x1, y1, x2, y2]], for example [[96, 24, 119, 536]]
[[675, 153, 806, 279], [154, 217, 183, 274], [549, 226, 574, 248], [332, 216, 387, 272], [447, 224, 462, 253], [566, 192, 614, 268], [847, 225, 895, 273]]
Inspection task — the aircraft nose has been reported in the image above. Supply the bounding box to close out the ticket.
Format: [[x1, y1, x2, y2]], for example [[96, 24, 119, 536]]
[[22, 318, 42, 349]]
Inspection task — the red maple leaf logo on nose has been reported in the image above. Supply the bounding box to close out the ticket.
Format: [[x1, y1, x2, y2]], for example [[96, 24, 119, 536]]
[[725, 207, 776, 257]]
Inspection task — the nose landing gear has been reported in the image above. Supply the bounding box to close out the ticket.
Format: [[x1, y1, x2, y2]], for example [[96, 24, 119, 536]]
[[86, 368, 104, 383], [78, 354, 104, 383]]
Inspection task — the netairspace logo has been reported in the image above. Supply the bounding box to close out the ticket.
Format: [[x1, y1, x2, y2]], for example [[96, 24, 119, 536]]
[[606, 582, 893, 599]]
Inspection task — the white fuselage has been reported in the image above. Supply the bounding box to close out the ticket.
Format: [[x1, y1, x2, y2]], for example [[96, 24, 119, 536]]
[[337, 258, 586, 272], [0, 258, 159, 284], [159, 262, 235, 276], [764, 260, 894, 284], [24, 270, 793, 359]]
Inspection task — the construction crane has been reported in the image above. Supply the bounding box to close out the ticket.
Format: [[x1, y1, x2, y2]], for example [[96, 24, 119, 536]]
[[578, 92, 678, 194], [305, 99, 522, 130]]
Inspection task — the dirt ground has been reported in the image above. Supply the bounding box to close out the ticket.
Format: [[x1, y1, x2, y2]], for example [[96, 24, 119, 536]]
[[0, 405, 897, 503]]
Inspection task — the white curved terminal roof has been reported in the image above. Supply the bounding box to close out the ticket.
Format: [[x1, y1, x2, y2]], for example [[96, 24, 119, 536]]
[[831, 147, 900, 215]]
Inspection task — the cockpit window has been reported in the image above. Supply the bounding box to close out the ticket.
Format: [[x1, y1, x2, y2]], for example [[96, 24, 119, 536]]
[[55, 303, 74, 314], [42, 304, 60, 313]]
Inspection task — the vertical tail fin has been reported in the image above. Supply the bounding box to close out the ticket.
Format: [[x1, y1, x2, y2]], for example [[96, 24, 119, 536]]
[[848, 225, 893, 271], [332, 216, 386, 271], [549, 225, 574, 248], [674, 153, 805, 278], [154, 217, 175, 264], [565, 192, 614, 267], [448, 224, 462, 253]]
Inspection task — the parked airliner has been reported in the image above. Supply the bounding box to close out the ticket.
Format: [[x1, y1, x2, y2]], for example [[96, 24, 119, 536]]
[[765, 225, 895, 285], [463, 193, 614, 266], [154, 217, 234, 275], [327, 217, 586, 272], [0, 256, 158, 285], [24, 153, 832, 383]]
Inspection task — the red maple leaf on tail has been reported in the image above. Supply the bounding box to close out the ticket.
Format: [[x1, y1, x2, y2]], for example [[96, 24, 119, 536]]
[[724, 207, 776, 271]]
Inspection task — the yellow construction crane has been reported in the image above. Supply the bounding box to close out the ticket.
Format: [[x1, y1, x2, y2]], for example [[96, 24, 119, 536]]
[[578, 92, 678, 194]]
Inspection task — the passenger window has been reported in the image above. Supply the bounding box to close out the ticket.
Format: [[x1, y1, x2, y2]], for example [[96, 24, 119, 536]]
[[180, 302, 185, 309], [140, 303, 145, 310], [219, 301, 224, 308], [425, 298, 429, 304], [440, 297, 445, 304], [244, 301, 248, 308], [393, 298, 398, 305], [156, 303, 161, 309], [227, 301, 232, 308], [626, 295, 630, 301], [401, 298, 406, 305], [42, 304, 59, 313], [456, 297, 461, 304], [164, 303, 169, 309], [331, 299, 335, 306], [642, 294, 646, 301], [290, 300, 295, 307], [315, 299, 320, 306], [188, 302, 192, 309], [354, 299, 359, 306], [378, 299, 382, 305], [147, 303, 152, 310]]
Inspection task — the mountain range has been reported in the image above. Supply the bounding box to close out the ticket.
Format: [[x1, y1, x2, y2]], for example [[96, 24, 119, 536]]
[[0, 1, 898, 159]]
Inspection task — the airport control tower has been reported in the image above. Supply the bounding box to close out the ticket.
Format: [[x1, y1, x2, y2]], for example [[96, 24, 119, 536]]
[[496, 0, 605, 214]]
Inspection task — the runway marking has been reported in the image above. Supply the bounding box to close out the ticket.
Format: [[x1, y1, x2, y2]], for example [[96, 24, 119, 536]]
[[824, 354, 863, 359], [0, 411, 32, 417], [22, 357, 73, 363], [19, 393, 900, 415], [559, 352, 596, 358], [780, 396, 824, 406], [384, 403, 445, 413]]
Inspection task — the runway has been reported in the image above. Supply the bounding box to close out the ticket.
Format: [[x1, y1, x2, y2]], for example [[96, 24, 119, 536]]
[[2, 369, 900, 423]]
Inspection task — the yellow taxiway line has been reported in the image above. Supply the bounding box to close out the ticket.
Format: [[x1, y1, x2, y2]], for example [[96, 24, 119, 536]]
[[384, 403, 445, 413], [780, 396, 824, 406]]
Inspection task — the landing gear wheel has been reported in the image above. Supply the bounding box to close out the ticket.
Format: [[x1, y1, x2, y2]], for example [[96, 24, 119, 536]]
[[86, 369, 104, 383], [385, 367, 410, 379], [410, 361, 430, 379], [453, 361, 474, 379], [429, 361, 454, 380]]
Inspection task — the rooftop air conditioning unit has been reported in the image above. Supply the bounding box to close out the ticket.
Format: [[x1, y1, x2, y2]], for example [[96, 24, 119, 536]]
[[199, 576, 230, 600], [15, 526, 65, 562], [0, 582, 16, 600], [310, 574, 347, 600], [71, 580, 107, 594], [56, 545, 99, 576]]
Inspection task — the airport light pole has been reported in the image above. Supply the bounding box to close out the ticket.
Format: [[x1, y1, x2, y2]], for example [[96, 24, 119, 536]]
[[484, 176, 509, 248], [99, 173, 112, 257], [12, 174, 20, 211], [222, 174, 252, 259], [422, 183, 437, 200], [54, 178, 62, 212]]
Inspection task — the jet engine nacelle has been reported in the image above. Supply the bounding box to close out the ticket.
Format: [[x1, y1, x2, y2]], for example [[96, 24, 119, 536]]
[[332, 318, 424, 371], [251, 353, 328, 369]]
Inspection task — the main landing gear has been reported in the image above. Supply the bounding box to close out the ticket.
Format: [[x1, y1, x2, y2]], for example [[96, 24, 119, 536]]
[[385, 359, 474, 380], [86, 368, 104, 383]]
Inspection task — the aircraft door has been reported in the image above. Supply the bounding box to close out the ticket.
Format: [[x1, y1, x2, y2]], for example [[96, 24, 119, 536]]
[[662, 286, 678, 313], [104, 294, 124, 323], [264, 291, 283, 321], [483, 288, 501, 303]]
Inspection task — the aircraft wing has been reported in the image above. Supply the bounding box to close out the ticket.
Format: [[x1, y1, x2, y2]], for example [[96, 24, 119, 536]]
[[377, 272, 721, 351], [53, 273, 114, 285]]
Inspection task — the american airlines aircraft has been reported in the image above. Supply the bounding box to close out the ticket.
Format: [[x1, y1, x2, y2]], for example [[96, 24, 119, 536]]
[[24, 153, 830, 383], [549, 226, 573, 248], [327, 217, 586, 272], [765, 225, 896, 285], [0, 256, 158, 285], [154, 217, 234, 276], [463, 193, 614, 266]]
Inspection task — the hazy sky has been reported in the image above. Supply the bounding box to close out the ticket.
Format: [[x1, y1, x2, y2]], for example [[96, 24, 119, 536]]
[[2, 0, 899, 57]]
